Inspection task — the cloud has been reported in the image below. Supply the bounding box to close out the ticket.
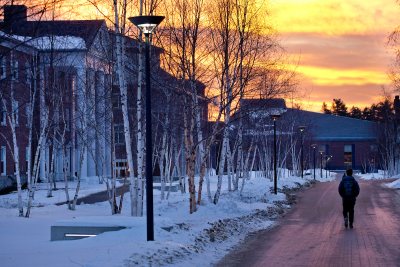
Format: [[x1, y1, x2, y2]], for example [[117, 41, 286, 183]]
[[269, 0, 399, 112], [283, 32, 393, 71], [270, 0, 400, 35]]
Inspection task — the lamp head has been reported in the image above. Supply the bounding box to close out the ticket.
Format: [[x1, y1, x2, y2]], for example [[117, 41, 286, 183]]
[[311, 144, 317, 149], [270, 114, 281, 121], [129, 15, 165, 34], [298, 125, 306, 132]]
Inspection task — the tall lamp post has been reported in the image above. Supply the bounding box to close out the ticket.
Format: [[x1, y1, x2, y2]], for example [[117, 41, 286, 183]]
[[311, 144, 317, 180], [326, 155, 332, 178], [129, 15, 164, 242], [319, 150, 324, 178], [271, 114, 280, 194], [298, 126, 306, 178]]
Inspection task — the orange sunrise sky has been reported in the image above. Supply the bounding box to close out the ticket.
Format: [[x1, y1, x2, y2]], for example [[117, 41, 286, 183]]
[[25, 0, 400, 112], [268, 0, 400, 112]]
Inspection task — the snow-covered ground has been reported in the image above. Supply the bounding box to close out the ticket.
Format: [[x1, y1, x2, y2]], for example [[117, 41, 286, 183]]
[[357, 170, 400, 189], [0, 170, 397, 267]]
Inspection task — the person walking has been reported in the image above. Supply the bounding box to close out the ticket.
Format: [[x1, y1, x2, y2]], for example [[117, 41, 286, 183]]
[[338, 168, 360, 229]]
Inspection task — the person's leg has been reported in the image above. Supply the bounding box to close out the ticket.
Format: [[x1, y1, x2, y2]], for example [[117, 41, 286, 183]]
[[348, 200, 355, 228], [342, 200, 349, 228]]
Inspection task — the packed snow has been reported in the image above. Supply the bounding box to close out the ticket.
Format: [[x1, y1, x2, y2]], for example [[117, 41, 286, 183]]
[[0, 170, 398, 267], [356, 170, 400, 188]]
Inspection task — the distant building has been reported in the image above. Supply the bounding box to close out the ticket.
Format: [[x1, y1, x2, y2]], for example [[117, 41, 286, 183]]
[[284, 108, 379, 172], [233, 98, 379, 173]]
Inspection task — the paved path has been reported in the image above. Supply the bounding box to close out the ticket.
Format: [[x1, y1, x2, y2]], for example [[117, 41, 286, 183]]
[[217, 176, 400, 267], [56, 184, 129, 205]]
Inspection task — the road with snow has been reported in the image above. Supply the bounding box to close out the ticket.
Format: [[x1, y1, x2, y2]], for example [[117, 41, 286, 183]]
[[217, 175, 400, 267]]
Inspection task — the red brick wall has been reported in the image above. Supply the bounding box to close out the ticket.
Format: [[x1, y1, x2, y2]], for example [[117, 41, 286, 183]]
[[315, 140, 377, 171], [0, 47, 32, 177]]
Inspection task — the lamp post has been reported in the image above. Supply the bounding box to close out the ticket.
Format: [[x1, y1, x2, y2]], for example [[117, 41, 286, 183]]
[[298, 126, 306, 178], [319, 150, 324, 178], [271, 114, 280, 194], [311, 144, 317, 180], [129, 15, 164, 242], [326, 155, 332, 178]]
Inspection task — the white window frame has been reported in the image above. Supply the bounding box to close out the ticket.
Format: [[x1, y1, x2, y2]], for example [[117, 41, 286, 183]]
[[25, 103, 31, 127], [12, 59, 18, 81], [0, 57, 6, 80], [12, 100, 19, 126], [0, 101, 6, 126], [25, 61, 31, 85], [25, 147, 30, 174], [112, 93, 122, 109], [114, 124, 125, 145], [65, 108, 70, 131], [0, 146, 6, 176]]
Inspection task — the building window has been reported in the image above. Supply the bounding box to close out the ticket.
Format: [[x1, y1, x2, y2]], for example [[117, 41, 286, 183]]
[[112, 93, 121, 109], [0, 57, 6, 79], [344, 145, 353, 168], [65, 108, 70, 131], [0, 102, 6, 126], [0, 146, 6, 175], [12, 59, 18, 80], [12, 100, 19, 126], [25, 147, 30, 174], [114, 159, 128, 177], [25, 103, 31, 127], [25, 61, 31, 86], [114, 124, 125, 145]]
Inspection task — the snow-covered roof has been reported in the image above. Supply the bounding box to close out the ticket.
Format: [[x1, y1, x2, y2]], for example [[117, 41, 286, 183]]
[[283, 108, 378, 141], [0, 31, 86, 50]]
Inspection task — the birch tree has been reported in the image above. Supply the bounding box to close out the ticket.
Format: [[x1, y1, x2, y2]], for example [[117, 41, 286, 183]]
[[0, 51, 24, 216], [111, 0, 140, 216], [160, 0, 209, 212], [207, 0, 273, 204]]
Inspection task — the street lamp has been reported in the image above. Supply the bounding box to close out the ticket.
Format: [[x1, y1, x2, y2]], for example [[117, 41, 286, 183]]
[[325, 155, 330, 178], [326, 155, 332, 178], [129, 15, 164, 242], [271, 114, 280, 194], [298, 126, 306, 178], [319, 150, 324, 178], [311, 144, 317, 180]]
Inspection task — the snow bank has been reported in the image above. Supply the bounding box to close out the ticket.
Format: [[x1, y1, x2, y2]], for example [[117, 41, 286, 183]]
[[385, 179, 400, 189], [0, 171, 334, 267], [358, 171, 386, 180], [355, 170, 400, 189]]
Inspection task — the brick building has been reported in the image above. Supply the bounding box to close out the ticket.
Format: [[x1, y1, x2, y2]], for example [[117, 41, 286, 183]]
[[0, 5, 207, 189], [234, 98, 379, 173]]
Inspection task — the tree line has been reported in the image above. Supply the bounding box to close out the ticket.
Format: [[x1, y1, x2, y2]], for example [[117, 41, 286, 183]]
[[321, 98, 396, 122]]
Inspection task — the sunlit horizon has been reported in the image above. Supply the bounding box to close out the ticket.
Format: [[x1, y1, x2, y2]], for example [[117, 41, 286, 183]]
[[269, 0, 399, 112], [10, 0, 399, 113]]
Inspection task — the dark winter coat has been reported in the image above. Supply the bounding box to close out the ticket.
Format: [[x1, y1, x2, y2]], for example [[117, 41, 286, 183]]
[[338, 175, 360, 200]]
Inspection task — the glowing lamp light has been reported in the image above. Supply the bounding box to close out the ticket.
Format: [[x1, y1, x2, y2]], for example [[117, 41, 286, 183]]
[[129, 16, 165, 34]]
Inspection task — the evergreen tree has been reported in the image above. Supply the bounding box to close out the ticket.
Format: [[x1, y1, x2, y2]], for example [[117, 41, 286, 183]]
[[349, 106, 362, 119], [321, 102, 331, 114], [331, 98, 348, 116]]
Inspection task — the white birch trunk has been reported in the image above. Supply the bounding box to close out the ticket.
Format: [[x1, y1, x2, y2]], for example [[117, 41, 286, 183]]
[[159, 131, 167, 200], [3, 51, 23, 216], [25, 61, 37, 217], [113, 0, 138, 216], [214, 132, 228, 204], [134, 0, 145, 217]]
